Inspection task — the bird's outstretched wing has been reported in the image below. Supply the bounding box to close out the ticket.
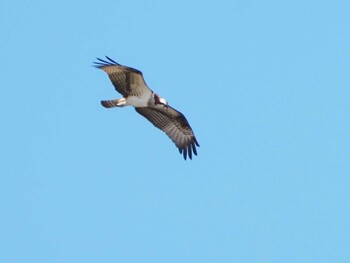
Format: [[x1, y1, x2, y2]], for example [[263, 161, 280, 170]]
[[135, 105, 200, 160], [94, 56, 151, 97]]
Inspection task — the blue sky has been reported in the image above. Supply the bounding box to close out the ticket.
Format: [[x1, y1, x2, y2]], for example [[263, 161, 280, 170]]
[[1, 0, 349, 262]]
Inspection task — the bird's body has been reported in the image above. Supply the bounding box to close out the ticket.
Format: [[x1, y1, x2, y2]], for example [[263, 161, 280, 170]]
[[124, 94, 150, 107], [94, 56, 199, 160]]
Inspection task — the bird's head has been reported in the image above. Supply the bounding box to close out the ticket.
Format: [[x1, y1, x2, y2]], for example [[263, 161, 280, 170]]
[[159, 97, 168, 106], [154, 93, 168, 107]]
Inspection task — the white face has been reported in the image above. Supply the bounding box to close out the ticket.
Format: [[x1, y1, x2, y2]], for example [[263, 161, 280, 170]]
[[159, 97, 168, 106]]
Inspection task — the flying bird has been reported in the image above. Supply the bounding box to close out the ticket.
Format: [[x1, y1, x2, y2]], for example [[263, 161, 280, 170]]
[[94, 56, 200, 160]]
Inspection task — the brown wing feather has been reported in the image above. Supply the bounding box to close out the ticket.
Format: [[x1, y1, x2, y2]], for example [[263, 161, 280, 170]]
[[94, 56, 151, 97], [135, 106, 200, 160]]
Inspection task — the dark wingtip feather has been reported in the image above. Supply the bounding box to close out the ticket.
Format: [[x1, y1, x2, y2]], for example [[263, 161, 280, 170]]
[[192, 142, 198, 156], [93, 58, 105, 68], [183, 147, 187, 160], [93, 58, 108, 68], [188, 145, 192, 160], [105, 56, 120, 65], [93, 56, 120, 68], [194, 137, 200, 147], [97, 58, 106, 63], [178, 139, 199, 160]]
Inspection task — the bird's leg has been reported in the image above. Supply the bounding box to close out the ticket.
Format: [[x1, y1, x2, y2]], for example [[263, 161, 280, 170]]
[[116, 98, 126, 106], [101, 98, 126, 108]]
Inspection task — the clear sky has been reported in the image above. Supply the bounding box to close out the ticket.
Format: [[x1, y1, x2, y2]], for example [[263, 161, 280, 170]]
[[1, 0, 349, 262]]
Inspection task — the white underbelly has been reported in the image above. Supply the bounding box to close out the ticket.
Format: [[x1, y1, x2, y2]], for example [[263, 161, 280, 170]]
[[125, 94, 149, 107]]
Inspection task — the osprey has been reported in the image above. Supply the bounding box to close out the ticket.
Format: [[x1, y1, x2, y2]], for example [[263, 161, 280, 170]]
[[94, 56, 200, 160]]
